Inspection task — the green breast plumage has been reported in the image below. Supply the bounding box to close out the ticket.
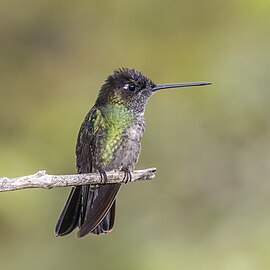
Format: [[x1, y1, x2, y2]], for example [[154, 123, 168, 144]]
[[98, 104, 135, 166]]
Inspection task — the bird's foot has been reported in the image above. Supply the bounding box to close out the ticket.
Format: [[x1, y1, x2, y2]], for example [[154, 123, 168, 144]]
[[98, 170, 108, 184], [122, 169, 132, 184]]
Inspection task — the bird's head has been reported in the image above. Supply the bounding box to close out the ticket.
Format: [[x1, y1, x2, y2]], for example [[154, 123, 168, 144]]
[[96, 68, 211, 113]]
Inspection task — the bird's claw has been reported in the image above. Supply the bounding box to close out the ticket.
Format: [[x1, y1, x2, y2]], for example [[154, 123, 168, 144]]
[[99, 170, 108, 184], [122, 169, 132, 184]]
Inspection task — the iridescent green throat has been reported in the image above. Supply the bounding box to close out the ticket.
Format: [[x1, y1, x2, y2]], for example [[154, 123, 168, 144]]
[[100, 103, 135, 166]]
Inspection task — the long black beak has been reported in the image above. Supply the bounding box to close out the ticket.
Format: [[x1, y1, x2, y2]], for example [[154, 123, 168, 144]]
[[152, 81, 212, 91]]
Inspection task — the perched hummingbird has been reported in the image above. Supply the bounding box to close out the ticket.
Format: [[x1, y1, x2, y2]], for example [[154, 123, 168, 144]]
[[55, 68, 211, 237]]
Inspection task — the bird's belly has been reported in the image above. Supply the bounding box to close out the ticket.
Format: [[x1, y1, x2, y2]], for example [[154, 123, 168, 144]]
[[108, 138, 141, 170], [106, 123, 144, 171]]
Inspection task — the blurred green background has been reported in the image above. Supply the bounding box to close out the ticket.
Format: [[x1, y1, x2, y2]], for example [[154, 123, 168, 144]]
[[1, 0, 270, 269]]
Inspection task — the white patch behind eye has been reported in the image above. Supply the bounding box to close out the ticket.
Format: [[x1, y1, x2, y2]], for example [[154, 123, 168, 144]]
[[123, 84, 129, 90]]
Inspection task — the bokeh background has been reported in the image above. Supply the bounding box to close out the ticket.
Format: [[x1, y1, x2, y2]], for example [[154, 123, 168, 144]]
[[1, 1, 270, 269]]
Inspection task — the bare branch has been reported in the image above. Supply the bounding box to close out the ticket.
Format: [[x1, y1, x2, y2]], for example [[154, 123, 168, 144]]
[[0, 168, 157, 192]]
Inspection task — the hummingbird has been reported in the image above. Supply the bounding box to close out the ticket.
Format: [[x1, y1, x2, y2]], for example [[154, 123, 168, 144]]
[[55, 68, 211, 237]]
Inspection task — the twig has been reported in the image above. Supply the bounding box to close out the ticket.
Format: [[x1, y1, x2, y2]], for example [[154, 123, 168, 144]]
[[0, 168, 157, 192]]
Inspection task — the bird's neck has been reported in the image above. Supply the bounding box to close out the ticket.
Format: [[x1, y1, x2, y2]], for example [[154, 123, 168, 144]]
[[99, 103, 142, 127]]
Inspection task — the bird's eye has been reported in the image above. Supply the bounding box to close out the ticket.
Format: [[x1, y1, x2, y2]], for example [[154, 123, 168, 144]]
[[128, 84, 135, 91], [123, 83, 136, 91]]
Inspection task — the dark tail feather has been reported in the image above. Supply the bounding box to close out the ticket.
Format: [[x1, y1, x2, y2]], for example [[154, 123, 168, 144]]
[[55, 184, 120, 237], [91, 200, 116, 235], [55, 187, 82, 237], [77, 184, 120, 237]]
